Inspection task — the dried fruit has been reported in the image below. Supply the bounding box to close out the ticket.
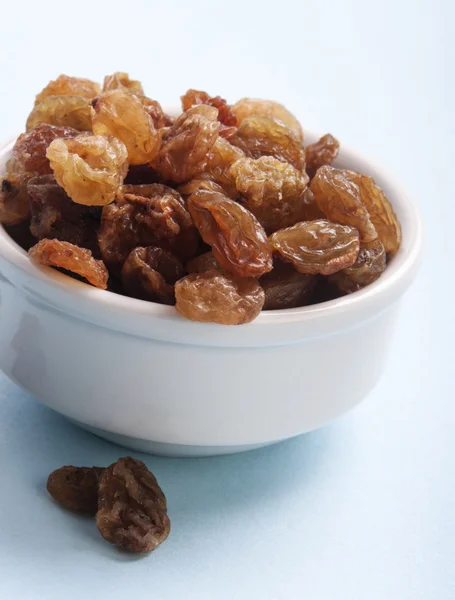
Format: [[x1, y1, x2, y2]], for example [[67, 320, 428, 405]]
[[205, 137, 244, 197], [310, 166, 378, 242], [0, 176, 31, 225], [230, 116, 305, 171], [269, 219, 360, 275], [47, 466, 105, 514], [26, 95, 92, 132], [188, 189, 273, 278], [152, 105, 220, 183], [175, 270, 264, 324], [345, 171, 401, 256], [181, 89, 237, 137], [230, 156, 309, 233], [300, 187, 325, 220], [35, 75, 100, 106], [28, 175, 100, 251], [46, 134, 128, 206], [231, 98, 303, 141], [102, 72, 144, 96], [91, 90, 161, 165], [139, 96, 174, 129], [329, 238, 386, 293], [305, 134, 339, 178], [29, 239, 109, 288], [97, 457, 170, 553], [99, 185, 198, 270], [186, 250, 220, 273], [260, 261, 317, 310], [11, 124, 79, 177], [121, 246, 183, 304], [177, 174, 226, 199]]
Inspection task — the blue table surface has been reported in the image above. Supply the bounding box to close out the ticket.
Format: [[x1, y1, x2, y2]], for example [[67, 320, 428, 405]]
[[0, 0, 453, 598]]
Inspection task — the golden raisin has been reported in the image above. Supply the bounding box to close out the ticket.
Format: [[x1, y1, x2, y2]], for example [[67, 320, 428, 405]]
[[231, 98, 303, 142], [26, 96, 92, 132], [305, 134, 340, 179], [102, 72, 144, 96], [329, 238, 386, 293], [35, 75, 100, 106]]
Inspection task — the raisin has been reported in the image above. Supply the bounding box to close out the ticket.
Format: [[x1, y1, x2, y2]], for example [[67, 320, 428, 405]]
[[188, 189, 273, 278], [121, 246, 184, 304], [230, 156, 309, 233], [305, 134, 340, 179], [91, 90, 161, 165], [46, 134, 128, 206], [310, 166, 378, 242], [177, 175, 226, 199], [231, 98, 304, 142], [230, 116, 305, 171], [28, 175, 100, 252], [29, 239, 109, 288], [300, 187, 325, 220], [260, 260, 317, 310], [96, 457, 170, 553], [175, 270, 264, 324], [205, 137, 244, 197], [329, 238, 386, 293], [181, 89, 237, 137], [47, 466, 105, 514], [139, 96, 174, 129], [35, 75, 101, 106], [26, 96, 92, 132], [151, 105, 220, 183], [269, 219, 360, 275], [11, 124, 79, 177], [186, 250, 220, 273], [0, 175, 31, 225], [99, 185, 198, 270], [345, 171, 402, 256], [102, 72, 144, 96]]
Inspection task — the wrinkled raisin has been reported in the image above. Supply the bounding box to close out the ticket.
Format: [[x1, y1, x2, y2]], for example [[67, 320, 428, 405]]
[[91, 90, 161, 165], [0, 176, 31, 225], [11, 124, 79, 177], [177, 174, 226, 199], [96, 457, 170, 553], [139, 96, 174, 129], [26, 96, 92, 132], [300, 187, 325, 220], [175, 270, 264, 324], [35, 75, 100, 106], [47, 466, 105, 514], [205, 137, 244, 197], [188, 189, 273, 278], [345, 171, 402, 256], [121, 246, 183, 304], [102, 72, 144, 95], [305, 134, 339, 179], [46, 134, 128, 206], [152, 105, 220, 183], [230, 155, 309, 233], [260, 260, 317, 310], [230, 116, 305, 171], [99, 185, 198, 270], [329, 238, 386, 293], [269, 219, 360, 275], [28, 175, 100, 252], [186, 250, 220, 273], [231, 98, 304, 141], [29, 239, 109, 288], [181, 89, 237, 137], [310, 166, 378, 242]]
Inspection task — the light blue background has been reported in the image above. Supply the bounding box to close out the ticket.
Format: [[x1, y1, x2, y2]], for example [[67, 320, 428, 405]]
[[0, 0, 453, 598]]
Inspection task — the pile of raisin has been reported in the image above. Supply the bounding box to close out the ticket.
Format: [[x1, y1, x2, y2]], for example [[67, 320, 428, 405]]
[[47, 457, 170, 554], [0, 73, 402, 325]]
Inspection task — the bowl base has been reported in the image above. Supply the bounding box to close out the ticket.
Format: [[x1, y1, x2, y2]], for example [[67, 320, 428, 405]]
[[72, 420, 278, 457]]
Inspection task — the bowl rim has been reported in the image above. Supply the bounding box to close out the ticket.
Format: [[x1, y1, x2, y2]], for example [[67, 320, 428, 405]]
[[0, 129, 423, 344]]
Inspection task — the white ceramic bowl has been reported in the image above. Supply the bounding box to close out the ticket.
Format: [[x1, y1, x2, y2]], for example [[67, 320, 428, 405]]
[[0, 128, 423, 457]]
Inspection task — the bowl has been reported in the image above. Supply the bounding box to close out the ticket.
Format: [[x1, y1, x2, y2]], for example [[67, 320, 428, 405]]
[[0, 125, 423, 457]]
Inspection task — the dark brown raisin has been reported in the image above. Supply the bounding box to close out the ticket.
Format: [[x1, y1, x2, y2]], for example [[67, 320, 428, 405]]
[[47, 466, 105, 514]]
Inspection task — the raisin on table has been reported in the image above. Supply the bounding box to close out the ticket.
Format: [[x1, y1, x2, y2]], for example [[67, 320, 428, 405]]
[[35, 75, 100, 106], [46, 134, 128, 206], [96, 457, 170, 553], [188, 189, 273, 278], [26, 95, 92, 132], [231, 98, 304, 142], [121, 246, 184, 304], [175, 270, 265, 325], [29, 239, 109, 289], [91, 90, 161, 165], [269, 219, 360, 275], [47, 466, 104, 514], [310, 166, 378, 242], [329, 238, 386, 293]]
